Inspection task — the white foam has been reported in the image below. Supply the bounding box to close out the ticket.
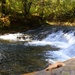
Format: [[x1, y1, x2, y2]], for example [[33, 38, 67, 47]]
[[24, 30, 75, 62], [25, 40, 52, 46], [63, 32, 75, 44], [25, 31, 75, 48], [0, 30, 75, 62], [0, 31, 75, 47], [25, 40, 70, 48], [0, 33, 22, 41], [0, 33, 32, 42], [46, 50, 71, 62]]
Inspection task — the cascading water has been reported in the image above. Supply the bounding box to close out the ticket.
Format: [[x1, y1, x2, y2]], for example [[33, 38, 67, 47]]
[[24, 30, 75, 61], [0, 25, 75, 74]]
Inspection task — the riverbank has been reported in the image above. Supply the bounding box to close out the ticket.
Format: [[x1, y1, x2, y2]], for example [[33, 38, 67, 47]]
[[0, 21, 75, 35], [0, 15, 43, 34], [21, 58, 75, 75], [46, 21, 75, 26], [0, 14, 75, 34]]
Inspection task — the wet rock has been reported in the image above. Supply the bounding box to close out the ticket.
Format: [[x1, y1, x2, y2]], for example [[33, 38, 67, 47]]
[[21, 58, 75, 75]]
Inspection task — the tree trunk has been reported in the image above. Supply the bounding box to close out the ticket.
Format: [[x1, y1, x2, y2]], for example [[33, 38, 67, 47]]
[[23, 0, 32, 16], [2, 0, 6, 15], [57, 0, 60, 5], [0, 1, 2, 17], [41, 0, 44, 19]]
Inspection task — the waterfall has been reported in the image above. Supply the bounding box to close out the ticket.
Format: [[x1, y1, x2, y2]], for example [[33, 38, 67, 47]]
[[24, 30, 75, 62], [0, 29, 75, 62], [25, 30, 75, 48]]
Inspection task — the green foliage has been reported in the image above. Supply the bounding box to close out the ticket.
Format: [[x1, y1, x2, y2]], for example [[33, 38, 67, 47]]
[[7, 0, 24, 14], [1, 0, 75, 20], [0, 0, 75, 29], [29, 0, 75, 21]]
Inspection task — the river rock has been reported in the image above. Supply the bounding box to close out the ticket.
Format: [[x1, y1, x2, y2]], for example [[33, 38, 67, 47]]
[[21, 58, 75, 75]]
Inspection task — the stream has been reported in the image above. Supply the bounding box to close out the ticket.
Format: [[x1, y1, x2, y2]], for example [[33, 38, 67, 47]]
[[0, 25, 75, 75]]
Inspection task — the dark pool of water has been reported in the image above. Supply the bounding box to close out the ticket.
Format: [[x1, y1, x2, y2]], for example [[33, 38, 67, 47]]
[[0, 41, 58, 75]]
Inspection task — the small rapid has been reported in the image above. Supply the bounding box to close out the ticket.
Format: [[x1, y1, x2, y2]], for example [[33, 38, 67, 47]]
[[0, 25, 75, 74], [24, 30, 75, 61], [25, 30, 75, 48], [0, 26, 75, 61]]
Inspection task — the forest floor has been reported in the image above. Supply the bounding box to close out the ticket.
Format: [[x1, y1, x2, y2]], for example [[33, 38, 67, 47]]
[[21, 58, 75, 75]]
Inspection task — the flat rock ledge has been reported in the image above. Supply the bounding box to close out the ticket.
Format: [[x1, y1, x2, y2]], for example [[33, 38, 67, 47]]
[[21, 58, 75, 75]]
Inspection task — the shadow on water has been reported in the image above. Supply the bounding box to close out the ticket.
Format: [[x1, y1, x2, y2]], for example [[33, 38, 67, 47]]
[[0, 41, 58, 75]]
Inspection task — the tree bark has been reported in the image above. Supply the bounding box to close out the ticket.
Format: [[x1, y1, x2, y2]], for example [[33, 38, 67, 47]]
[[41, 0, 44, 19], [2, 0, 6, 15]]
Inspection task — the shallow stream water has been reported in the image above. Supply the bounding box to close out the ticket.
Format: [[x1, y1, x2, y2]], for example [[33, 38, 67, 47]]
[[0, 25, 75, 75]]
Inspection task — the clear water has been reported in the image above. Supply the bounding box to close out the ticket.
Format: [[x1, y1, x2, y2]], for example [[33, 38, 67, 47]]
[[0, 25, 75, 75]]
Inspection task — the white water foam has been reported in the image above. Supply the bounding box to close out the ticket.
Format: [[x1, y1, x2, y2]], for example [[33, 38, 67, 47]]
[[0, 30, 75, 62], [25, 40, 70, 48], [25, 31, 75, 48], [0, 33, 31, 42], [24, 30, 75, 62], [60, 44, 75, 57], [63, 31, 75, 44], [46, 50, 71, 62]]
